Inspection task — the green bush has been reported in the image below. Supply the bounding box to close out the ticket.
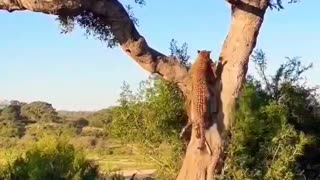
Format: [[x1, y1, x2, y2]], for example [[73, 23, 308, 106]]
[[219, 84, 311, 179], [218, 51, 319, 180], [87, 109, 112, 128], [74, 118, 89, 128], [70, 136, 108, 151], [0, 135, 99, 180], [0, 121, 20, 138], [20, 101, 59, 123], [0, 137, 19, 149], [80, 127, 107, 138], [0, 105, 21, 122], [109, 75, 186, 179], [26, 123, 78, 138]]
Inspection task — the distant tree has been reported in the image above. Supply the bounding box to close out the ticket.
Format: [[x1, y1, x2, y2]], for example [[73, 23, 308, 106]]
[[0, 121, 20, 138], [87, 108, 113, 128], [0, 100, 10, 109], [0, 105, 21, 122], [9, 100, 27, 107], [20, 101, 59, 123], [57, 110, 94, 121], [74, 118, 89, 128]]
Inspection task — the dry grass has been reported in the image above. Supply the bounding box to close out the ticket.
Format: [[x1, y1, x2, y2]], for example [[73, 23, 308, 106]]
[[0, 137, 156, 175]]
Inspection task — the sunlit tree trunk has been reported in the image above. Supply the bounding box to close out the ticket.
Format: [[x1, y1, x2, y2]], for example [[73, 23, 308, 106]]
[[177, 1, 268, 179]]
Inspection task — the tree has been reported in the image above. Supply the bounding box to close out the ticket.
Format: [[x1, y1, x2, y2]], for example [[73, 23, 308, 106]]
[[110, 75, 186, 178], [216, 51, 319, 179], [0, 100, 10, 109], [0, 104, 21, 122], [249, 50, 320, 179], [20, 101, 59, 123], [73, 117, 89, 128], [0, 0, 300, 178], [0, 135, 99, 179], [87, 108, 113, 128]]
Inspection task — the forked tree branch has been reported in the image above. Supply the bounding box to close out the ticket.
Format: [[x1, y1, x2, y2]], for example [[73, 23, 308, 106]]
[[225, 0, 268, 16], [0, 0, 189, 93]]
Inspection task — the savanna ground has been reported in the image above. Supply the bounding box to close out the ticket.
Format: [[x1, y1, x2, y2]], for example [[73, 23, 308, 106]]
[[0, 109, 158, 179]]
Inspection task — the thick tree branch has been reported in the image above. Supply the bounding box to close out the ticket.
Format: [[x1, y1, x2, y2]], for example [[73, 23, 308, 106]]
[[225, 0, 239, 5], [0, 0, 189, 93], [178, 1, 270, 178], [0, 0, 83, 14]]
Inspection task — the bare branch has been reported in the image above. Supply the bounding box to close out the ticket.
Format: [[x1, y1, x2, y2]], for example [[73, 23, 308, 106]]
[[0, 0, 189, 93]]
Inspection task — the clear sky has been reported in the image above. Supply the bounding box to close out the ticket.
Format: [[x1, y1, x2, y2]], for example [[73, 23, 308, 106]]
[[0, 0, 319, 111]]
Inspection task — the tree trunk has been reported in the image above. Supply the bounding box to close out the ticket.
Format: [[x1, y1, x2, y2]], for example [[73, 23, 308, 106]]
[[176, 1, 268, 179]]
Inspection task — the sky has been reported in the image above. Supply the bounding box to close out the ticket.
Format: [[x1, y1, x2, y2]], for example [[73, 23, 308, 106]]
[[0, 0, 319, 111]]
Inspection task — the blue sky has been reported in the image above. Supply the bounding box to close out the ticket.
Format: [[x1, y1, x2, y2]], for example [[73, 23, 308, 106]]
[[0, 0, 319, 111]]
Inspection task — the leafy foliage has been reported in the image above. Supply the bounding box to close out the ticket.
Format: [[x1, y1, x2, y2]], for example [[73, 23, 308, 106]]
[[0, 121, 21, 138], [268, 0, 300, 10], [220, 84, 310, 179], [73, 118, 89, 128], [27, 123, 79, 138], [218, 50, 319, 180], [0, 103, 26, 138], [0, 105, 21, 122], [251, 49, 319, 134], [87, 108, 113, 128], [20, 101, 59, 123], [169, 39, 190, 67], [57, 0, 146, 47], [109, 75, 186, 179], [0, 135, 99, 180]]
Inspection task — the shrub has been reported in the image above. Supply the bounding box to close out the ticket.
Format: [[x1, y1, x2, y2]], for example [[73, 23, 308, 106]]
[[218, 84, 311, 179], [74, 118, 89, 128], [0, 121, 20, 138], [0, 135, 99, 180], [20, 101, 59, 123], [71, 136, 101, 150], [26, 123, 78, 138], [87, 109, 112, 128], [80, 127, 107, 138], [0, 137, 19, 149], [0, 105, 21, 122], [109, 75, 186, 179]]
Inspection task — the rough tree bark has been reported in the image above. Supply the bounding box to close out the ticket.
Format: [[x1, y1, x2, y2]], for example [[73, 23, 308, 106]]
[[177, 1, 269, 179], [0, 0, 268, 179]]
